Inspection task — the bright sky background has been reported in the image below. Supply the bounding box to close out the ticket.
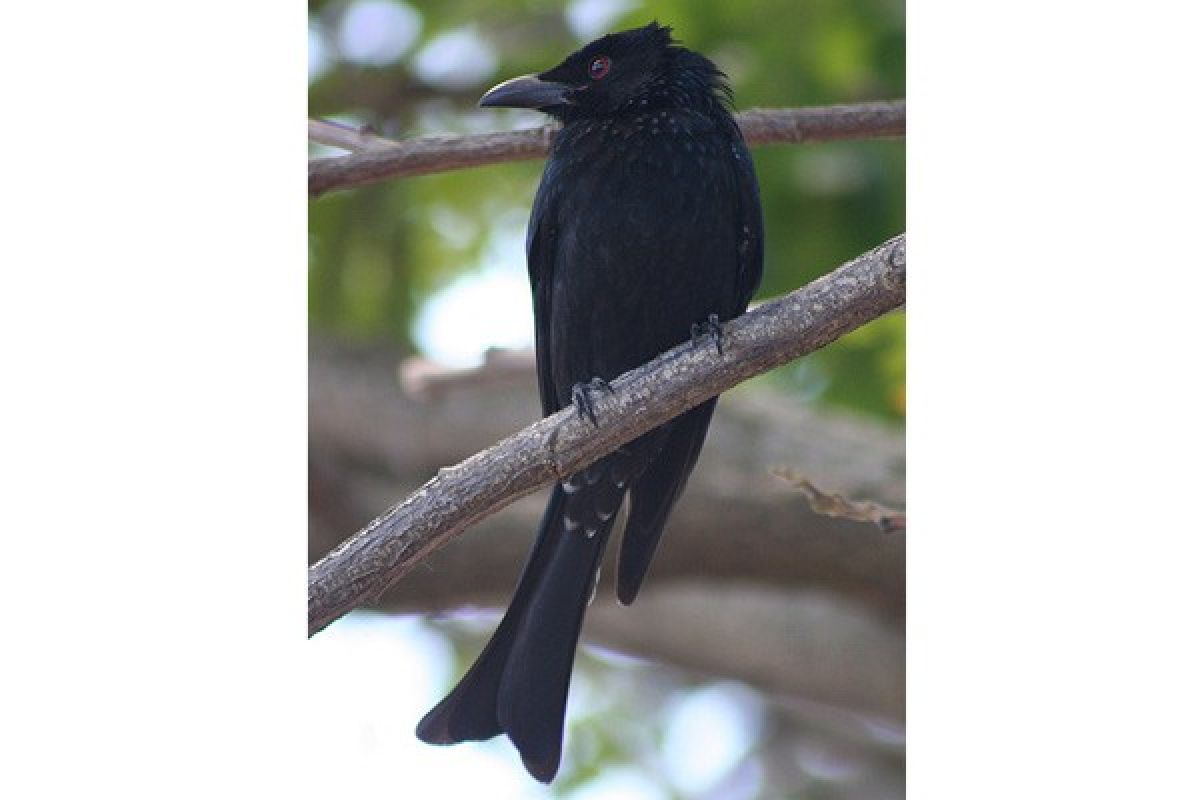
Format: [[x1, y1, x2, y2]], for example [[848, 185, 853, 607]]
[[308, 611, 764, 798], [412, 220, 535, 366]]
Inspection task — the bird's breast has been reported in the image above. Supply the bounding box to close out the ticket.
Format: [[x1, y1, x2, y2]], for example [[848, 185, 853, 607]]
[[553, 111, 733, 183], [539, 112, 745, 386]]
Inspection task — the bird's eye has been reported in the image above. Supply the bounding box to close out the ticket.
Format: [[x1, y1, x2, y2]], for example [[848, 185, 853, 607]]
[[588, 56, 611, 80]]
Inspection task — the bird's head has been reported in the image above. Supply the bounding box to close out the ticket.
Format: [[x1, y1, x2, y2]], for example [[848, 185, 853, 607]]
[[480, 22, 730, 122]]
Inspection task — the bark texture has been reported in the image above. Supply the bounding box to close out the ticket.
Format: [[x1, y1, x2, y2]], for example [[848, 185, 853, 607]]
[[309, 235, 905, 635], [308, 101, 906, 196]]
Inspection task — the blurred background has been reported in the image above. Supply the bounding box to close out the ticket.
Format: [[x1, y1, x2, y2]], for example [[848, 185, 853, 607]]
[[309, 0, 904, 796]]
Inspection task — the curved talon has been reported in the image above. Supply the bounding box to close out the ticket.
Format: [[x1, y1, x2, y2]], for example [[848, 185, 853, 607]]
[[588, 376, 614, 395], [571, 378, 611, 427], [690, 312, 724, 356]]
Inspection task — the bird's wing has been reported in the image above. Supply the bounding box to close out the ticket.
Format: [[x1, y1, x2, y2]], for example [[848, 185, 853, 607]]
[[527, 168, 562, 417], [731, 133, 765, 312], [616, 132, 763, 605], [617, 398, 717, 605]]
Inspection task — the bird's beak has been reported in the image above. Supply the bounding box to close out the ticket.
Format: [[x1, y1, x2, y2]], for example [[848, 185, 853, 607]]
[[479, 74, 573, 109]]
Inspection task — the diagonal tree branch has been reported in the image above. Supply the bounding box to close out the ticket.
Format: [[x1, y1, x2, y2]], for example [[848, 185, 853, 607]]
[[308, 233, 906, 635], [308, 101, 905, 197]]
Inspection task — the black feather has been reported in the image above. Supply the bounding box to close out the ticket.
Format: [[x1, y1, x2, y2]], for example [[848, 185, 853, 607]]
[[417, 21, 764, 782]]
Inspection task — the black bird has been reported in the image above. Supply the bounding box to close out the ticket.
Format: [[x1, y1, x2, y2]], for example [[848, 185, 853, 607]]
[[416, 22, 763, 782]]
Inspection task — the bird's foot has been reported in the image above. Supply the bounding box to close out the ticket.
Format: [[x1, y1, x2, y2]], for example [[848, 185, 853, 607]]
[[571, 377, 614, 427], [691, 313, 724, 356]]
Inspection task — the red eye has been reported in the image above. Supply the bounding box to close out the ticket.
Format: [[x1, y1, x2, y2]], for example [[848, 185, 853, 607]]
[[588, 56, 611, 80]]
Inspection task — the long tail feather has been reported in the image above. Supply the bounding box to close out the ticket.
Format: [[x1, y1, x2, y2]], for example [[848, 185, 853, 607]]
[[416, 456, 627, 782], [617, 399, 718, 605]]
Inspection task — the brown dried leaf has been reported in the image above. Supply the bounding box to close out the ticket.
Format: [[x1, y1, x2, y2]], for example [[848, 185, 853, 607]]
[[771, 466, 905, 533]]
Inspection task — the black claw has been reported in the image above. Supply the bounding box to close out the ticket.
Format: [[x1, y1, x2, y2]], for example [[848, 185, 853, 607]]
[[691, 313, 724, 356], [588, 376, 614, 395], [571, 378, 610, 427]]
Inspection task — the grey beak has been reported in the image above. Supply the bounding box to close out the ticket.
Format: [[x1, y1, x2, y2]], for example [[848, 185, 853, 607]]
[[479, 74, 573, 109]]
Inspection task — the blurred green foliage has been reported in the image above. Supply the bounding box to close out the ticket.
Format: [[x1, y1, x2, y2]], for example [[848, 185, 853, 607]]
[[309, 0, 904, 421]]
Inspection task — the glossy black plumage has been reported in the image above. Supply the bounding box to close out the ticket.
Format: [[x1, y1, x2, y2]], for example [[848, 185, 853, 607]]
[[416, 22, 763, 782]]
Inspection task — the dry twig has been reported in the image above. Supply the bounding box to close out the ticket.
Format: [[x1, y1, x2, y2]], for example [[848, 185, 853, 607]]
[[772, 467, 906, 533]]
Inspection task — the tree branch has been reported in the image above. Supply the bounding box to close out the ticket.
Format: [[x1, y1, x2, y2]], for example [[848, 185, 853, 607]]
[[307, 119, 402, 153], [312, 380, 905, 713], [309, 338, 905, 619], [308, 233, 906, 635], [308, 101, 905, 197]]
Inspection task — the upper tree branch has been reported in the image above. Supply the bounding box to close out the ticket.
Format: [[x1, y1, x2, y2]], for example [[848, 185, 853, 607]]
[[308, 101, 905, 197], [308, 233, 906, 635]]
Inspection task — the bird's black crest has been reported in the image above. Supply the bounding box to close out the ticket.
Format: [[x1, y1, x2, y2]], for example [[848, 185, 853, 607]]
[[634, 19, 675, 49], [639, 21, 733, 107]]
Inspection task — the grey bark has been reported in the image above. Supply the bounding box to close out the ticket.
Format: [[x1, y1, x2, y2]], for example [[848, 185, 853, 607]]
[[308, 101, 905, 197], [309, 349, 906, 618], [309, 235, 905, 636], [309, 337, 906, 722]]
